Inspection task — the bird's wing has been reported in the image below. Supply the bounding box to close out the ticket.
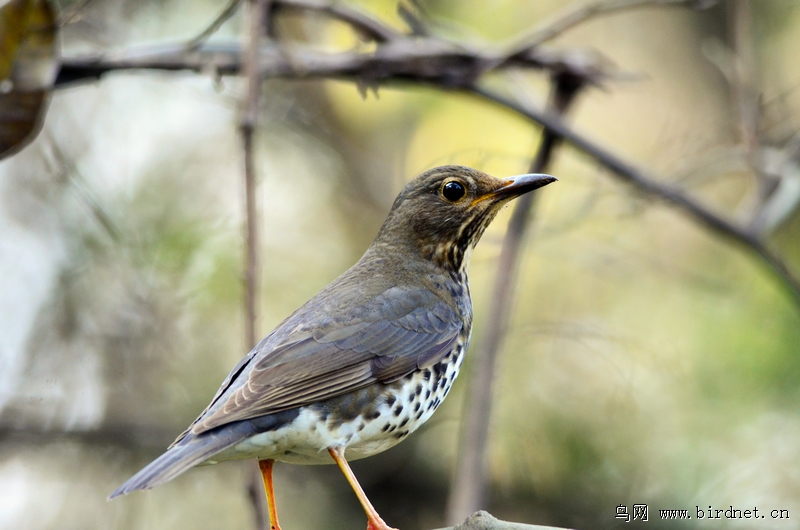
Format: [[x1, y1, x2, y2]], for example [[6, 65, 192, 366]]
[[189, 286, 461, 435]]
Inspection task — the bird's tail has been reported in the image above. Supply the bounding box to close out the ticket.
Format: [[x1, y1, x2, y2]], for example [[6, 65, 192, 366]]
[[109, 421, 254, 499]]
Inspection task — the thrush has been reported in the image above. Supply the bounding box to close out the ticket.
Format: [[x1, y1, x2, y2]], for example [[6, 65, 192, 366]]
[[110, 165, 556, 530]]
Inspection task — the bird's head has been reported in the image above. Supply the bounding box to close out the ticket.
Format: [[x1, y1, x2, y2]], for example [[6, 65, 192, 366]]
[[373, 165, 557, 271]]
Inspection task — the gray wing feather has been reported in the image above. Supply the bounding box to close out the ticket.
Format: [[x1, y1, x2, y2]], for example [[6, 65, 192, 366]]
[[112, 421, 255, 498], [113, 410, 298, 497], [191, 286, 461, 435]]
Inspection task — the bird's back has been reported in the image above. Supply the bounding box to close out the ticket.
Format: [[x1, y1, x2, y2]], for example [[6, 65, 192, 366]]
[[110, 165, 555, 503]]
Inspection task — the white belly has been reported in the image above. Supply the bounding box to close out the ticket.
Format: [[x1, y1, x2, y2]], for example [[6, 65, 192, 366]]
[[207, 341, 465, 465]]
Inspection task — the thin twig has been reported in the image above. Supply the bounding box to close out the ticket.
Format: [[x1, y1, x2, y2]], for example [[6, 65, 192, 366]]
[[186, 0, 243, 50], [57, 0, 97, 27], [511, 0, 712, 53], [447, 74, 585, 524], [242, 3, 266, 365], [51, 35, 800, 307], [51, 0, 608, 87], [272, 0, 401, 42], [469, 85, 800, 304], [241, 2, 271, 529], [731, 0, 759, 161], [51, 39, 800, 306], [47, 0, 800, 308], [729, 0, 771, 233]]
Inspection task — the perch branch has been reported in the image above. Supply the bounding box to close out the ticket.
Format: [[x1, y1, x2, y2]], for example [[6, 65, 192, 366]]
[[437, 511, 574, 530]]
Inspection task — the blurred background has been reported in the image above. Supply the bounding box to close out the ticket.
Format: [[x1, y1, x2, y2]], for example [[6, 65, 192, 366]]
[[2, 0, 800, 529]]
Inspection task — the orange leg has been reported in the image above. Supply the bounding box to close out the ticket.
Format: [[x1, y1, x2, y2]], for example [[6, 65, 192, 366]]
[[258, 459, 282, 530], [328, 446, 398, 530]]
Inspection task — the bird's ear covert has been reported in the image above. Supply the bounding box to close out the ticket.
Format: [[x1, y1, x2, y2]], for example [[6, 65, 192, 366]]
[[440, 179, 467, 202]]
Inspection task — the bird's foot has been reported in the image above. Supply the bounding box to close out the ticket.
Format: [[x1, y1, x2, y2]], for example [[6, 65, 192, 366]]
[[366, 517, 398, 530]]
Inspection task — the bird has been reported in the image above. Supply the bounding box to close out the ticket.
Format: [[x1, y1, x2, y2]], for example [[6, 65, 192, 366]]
[[110, 165, 556, 530]]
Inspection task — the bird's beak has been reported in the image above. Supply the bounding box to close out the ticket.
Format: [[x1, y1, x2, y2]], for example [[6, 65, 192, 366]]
[[491, 173, 557, 200], [470, 173, 557, 207]]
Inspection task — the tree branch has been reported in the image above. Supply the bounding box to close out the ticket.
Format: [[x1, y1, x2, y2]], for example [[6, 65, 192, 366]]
[[468, 85, 800, 304], [53, 40, 601, 87], [437, 511, 573, 530], [186, 0, 243, 50], [272, 0, 401, 42], [510, 0, 714, 54], [447, 73, 585, 524], [241, 2, 271, 529], [48, 0, 800, 308], [51, 14, 800, 307], [242, 0, 268, 377]]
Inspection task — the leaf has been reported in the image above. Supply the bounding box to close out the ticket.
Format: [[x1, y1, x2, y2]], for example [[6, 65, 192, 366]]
[[0, 0, 58, 160]]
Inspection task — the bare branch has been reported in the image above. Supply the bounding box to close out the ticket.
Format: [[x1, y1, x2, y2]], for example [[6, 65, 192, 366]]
[[273, 0, 402, 42], [51, 26, 800, 308], [186, 0, 243, 50], [241, 2, 271, 529], [57, 0, 98, 27], [511, 0, 714, 53], [54, 40, 608, 87], [469, 85, 800, 304], [730, 0, 759, 162], [447, 73, 585, 524], [51, 27, 800, 307], [437, 511, 572, 530], [241, 2, 267, 363]]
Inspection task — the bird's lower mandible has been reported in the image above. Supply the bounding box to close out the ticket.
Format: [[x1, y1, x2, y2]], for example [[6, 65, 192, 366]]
[[109, 165, 557, 530]]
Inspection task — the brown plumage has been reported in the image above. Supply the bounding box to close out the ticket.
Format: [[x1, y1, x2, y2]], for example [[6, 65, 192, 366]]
[[110, 165, 556, 530]]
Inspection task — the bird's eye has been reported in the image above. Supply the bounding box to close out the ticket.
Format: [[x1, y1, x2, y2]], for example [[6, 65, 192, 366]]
[[441, 180, 466, 202]]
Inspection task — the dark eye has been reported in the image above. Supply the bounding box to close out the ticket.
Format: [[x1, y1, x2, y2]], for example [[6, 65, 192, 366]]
[[441, 180, 466, 202]]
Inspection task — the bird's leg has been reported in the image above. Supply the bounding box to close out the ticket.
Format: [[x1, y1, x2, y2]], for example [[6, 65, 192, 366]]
[[258, 459, 282, 530], [328, 446, 398, 530]]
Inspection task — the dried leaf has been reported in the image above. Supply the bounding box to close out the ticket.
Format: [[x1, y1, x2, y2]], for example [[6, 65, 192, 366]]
[[0, 0, 58, 160]]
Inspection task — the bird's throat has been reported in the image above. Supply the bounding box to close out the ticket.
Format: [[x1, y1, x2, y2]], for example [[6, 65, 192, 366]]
[[426, 239, 474, 273]]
